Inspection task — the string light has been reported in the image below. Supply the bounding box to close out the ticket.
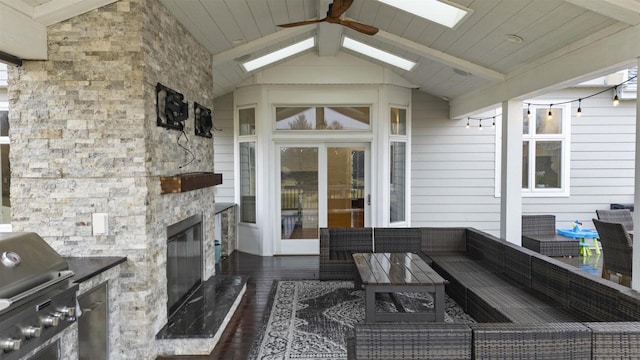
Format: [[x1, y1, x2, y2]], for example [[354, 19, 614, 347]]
[[464, 74, 636, 129], [576, 99, 582, 118]]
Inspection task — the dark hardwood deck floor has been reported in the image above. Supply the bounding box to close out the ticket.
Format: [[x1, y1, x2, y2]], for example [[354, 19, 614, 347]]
[[157, 252, 319, 360]]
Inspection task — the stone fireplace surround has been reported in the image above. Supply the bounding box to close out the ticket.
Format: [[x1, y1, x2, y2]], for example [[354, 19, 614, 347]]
[[7, 0, 220, 358]]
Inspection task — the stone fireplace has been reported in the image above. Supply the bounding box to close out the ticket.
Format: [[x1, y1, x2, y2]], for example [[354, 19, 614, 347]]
[[7, 0, 216, 359]]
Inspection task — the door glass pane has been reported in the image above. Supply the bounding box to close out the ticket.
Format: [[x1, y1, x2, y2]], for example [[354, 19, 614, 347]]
[[390, 108, 406, 135], [239, 108, 255, 136], [239, 142, 256, 223], [535, 141, 561, 189], [327, 147, 365, 228], [522, 141, 529, 189], [275, 107, 370, 130], [281, 147, 318, 239], [390, 142, 405, 223]]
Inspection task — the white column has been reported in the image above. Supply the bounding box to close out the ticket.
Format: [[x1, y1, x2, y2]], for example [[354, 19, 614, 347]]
[[633, 57, 640, 290], [500, 100, 523, 244]]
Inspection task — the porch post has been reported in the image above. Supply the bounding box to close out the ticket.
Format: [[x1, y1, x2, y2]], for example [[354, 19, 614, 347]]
[[500, 100, 523, 244], [633, 57, 640, 291]]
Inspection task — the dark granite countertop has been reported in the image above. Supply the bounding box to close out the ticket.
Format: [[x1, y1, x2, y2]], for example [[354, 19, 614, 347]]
[[64, 256, 127, 283], [215, 202, 236, 214]]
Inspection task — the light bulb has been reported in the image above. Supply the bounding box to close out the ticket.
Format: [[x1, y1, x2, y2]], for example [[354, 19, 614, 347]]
[[466, 120, 470, 128], [479, 122, 483, 130], [527, 108, 531, 119], [492, 119, 495, 127], [613, 94, 619, 106], [576, 99, 582, 117], [547, 109, 553, 120]]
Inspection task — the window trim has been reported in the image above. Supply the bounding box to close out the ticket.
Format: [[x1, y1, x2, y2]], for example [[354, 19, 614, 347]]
[[494, 101, 571, 198]]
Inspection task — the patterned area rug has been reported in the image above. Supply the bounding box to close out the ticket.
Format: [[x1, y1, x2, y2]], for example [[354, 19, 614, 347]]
[[249, 280, 475, 360]]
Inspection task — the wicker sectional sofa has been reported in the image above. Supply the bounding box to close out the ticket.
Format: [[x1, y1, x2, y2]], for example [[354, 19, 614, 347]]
[[318, 227, 640, 359]]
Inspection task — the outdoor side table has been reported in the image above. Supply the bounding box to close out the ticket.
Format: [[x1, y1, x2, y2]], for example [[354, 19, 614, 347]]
[[557, 228, 600, 256], [352, 252, 448, 323]]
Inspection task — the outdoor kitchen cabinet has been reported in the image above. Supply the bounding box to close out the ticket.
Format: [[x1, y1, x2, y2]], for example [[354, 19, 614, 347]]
[[78, 281, 109, 360]]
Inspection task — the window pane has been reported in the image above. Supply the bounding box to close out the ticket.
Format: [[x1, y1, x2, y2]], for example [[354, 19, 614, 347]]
[[0, 110, 8, 137], [522, 109, 529, 134], [535, 141, 561, 189], [280, 147, 318, 239], [275, 106, 370, 130], [239, 108, 255, 136], [522, 141, 529, 189], [535, 108, 562, 134], [390, 108, 406, 135], [390, 142, 406, 223], [239, 142, 256, 223]]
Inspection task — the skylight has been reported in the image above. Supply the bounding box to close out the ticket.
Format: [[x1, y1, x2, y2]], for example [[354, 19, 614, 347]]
[[342, 37, 416, 71], [378, 0, 472, 29], [241, 37, 315, 72]]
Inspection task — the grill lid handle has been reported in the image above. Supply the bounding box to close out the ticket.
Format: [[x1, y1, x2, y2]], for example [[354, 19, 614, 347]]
[[0, 270, 74, 312]]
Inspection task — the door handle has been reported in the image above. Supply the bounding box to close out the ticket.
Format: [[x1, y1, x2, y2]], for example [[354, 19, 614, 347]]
[[367, 194, 371, 206]]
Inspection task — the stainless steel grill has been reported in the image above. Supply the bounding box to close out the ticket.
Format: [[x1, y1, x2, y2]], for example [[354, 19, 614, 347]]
[[0, 232, 78, 360]]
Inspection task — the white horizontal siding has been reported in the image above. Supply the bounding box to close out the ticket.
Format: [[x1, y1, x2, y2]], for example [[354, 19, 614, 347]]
[[410, 90, 500, 235], [213, 93, 235, 203], [410, 87, 636, 237]]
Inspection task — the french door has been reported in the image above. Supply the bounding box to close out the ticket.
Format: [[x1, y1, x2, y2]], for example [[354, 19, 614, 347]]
[[276, 143, 370, 254]]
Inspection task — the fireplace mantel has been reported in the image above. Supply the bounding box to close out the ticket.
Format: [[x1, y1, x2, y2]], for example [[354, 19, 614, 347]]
[[160, 172, 222, 194]]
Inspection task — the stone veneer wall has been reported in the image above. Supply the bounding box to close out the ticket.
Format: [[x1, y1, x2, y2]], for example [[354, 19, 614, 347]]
[[8, 1, 214, 359]]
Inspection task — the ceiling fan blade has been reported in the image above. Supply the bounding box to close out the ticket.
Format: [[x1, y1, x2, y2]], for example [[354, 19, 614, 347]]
[[328, 0, 353, 18], [278, 18, 325, 28], [338, 19, 379, 35]]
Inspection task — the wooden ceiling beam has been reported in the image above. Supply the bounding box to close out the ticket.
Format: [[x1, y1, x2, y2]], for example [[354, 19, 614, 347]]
[[565, 0, 640, 25]]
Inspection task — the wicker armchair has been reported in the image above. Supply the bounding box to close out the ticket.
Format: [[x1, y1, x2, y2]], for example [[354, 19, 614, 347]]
[[319, 227, 373, 280], [596, 209, 634, 231], [593, 219, 633, 286]]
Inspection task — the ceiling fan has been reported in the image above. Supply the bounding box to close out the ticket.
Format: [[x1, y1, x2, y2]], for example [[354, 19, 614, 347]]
[[277, 0, 379, 36]]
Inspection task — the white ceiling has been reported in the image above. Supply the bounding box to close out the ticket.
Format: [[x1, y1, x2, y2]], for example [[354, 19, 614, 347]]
[[2, 0, 640, 117]]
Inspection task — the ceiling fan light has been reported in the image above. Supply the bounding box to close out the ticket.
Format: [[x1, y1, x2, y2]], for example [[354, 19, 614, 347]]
[[378, 0, 472, 29], [342, 37, 416, 71], [242, 37, 315, 72]]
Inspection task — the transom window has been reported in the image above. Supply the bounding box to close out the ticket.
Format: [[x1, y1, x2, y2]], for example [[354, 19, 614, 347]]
[[275, 106, 370, 131]]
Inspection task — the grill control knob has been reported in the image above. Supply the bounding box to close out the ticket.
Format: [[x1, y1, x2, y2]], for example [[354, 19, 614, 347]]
[[41, 315, 59, 327], [0, 338, 21, 351], [57, 306, 75, 318], [21, 326, 42, 339], [53, 311, 66, 320]]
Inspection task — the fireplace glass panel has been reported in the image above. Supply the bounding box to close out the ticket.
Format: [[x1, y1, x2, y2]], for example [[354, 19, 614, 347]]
[[167, 214, 203, 317]]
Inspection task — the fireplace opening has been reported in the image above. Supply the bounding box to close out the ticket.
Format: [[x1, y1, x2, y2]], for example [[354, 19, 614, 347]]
[[167, 213, 203, 318]]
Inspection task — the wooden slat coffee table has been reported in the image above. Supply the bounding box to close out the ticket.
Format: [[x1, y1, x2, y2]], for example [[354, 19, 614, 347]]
[[352, 252, 448, 323]]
